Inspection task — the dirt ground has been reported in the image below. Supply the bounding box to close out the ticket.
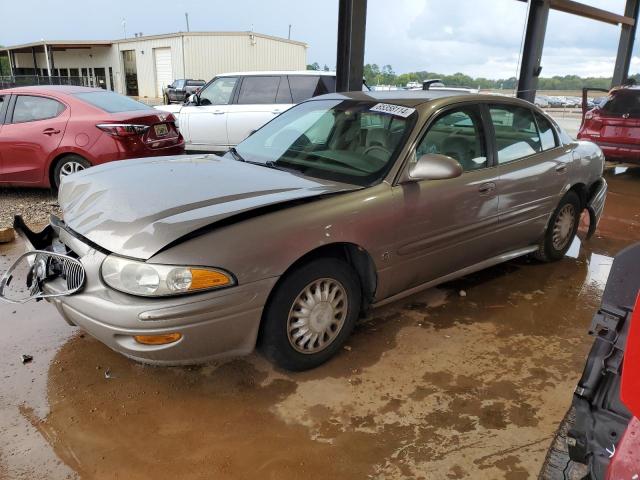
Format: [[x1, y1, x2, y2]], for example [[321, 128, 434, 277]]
[[0, 166, 638, 480]]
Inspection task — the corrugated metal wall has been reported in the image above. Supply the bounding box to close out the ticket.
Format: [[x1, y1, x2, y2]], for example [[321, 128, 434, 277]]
[[9, 33, 307, 99]]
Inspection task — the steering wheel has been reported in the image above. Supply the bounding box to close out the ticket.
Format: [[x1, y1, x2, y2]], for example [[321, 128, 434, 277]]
[[364, 145, 391, 160]]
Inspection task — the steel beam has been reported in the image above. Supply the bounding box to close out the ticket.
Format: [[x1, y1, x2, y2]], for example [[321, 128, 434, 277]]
[[517, 0, 550, 103], [336, 0, 367, 92], [613, 0, 640, 86]]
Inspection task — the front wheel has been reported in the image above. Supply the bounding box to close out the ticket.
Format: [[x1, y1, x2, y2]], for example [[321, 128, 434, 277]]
[[534, 191, 581, 262], [53, 155, 90, 190], [259, 258, 361, 371]]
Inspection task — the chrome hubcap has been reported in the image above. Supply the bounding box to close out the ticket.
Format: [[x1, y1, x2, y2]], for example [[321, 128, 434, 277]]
[[59, 161, 85, 181], [287, 278, 348, 354], [552, 204, 576, 250]]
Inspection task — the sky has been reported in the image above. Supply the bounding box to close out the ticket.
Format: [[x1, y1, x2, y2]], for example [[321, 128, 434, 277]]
[[1, 0, 638, 79]]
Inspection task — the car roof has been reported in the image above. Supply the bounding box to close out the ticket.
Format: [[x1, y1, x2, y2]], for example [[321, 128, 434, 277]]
[[1, 85, 105, 95], [216, 70, 336, 77], [309, 89, 535, 108]]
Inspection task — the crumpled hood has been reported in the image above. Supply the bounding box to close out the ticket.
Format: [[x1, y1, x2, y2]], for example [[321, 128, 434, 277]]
[[58, 155, 352, 259]]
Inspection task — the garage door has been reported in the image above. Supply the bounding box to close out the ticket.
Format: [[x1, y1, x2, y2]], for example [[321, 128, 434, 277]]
[[154, 48, 173, 98]]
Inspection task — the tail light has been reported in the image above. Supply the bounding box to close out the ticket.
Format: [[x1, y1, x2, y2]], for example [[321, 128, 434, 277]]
[[96, 124, 150, 137]]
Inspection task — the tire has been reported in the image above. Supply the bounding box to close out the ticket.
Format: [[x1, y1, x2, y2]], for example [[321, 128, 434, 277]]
[[534, 191, 581, 262], [259, 258, 361, 371], [163, 93, 170, 105], [53, 155, 91, 190], [539, 407, 589, 480]]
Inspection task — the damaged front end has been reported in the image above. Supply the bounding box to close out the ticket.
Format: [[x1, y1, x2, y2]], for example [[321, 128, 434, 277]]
[[0, 216, 85, 304]]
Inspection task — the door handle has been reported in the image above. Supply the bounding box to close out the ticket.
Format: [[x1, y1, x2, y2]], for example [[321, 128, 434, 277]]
[[271, 109, 283, 115], [212, 110, 225, 115], [555, 164, 568, 174], [42, 128, 61, 135], [478, 182, 496, 195]]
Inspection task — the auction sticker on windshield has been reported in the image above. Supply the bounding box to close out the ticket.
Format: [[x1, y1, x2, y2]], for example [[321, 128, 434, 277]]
[[370, 103, 416, 118]]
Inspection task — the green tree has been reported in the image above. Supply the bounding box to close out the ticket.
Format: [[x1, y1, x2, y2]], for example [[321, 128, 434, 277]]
[[306, 62, 320, 71]]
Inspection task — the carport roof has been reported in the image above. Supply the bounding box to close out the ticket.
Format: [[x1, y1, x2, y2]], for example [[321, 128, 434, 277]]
[[0, 40, 112, 53]]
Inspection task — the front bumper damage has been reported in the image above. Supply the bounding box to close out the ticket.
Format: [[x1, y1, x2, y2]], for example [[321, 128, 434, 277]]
[[1, 216, 275, 365]]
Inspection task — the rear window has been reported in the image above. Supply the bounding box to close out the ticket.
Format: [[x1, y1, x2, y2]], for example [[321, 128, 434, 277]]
[[74, 91, 153, 113], [288, 75, 334, 103], [186, 80, 205, 86], [601, 90, 640, 118]]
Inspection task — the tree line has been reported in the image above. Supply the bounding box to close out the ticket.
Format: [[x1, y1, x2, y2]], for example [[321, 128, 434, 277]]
[[307, 62, 640, 91]]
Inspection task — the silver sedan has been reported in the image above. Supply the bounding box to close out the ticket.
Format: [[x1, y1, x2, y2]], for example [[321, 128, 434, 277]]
[[1, 90, 607, 371]]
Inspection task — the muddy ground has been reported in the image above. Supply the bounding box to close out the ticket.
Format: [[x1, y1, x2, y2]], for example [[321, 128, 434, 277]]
[[0, 166, 638, 480]]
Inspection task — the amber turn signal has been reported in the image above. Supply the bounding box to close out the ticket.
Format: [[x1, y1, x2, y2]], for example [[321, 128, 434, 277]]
[[189, 268, 233, 290], [134, 332, 183, 345]]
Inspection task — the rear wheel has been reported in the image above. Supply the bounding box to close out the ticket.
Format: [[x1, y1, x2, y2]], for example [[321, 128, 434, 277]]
[[534, 191, 581, 262], [259, 258, 361, 371], [540, 407, 589, 479], [163, 93, 170, 104], [53, 155, 90, 190]]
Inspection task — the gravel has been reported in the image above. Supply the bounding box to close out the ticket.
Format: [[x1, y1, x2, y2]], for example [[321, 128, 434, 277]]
[[0, 188, 61, 229]]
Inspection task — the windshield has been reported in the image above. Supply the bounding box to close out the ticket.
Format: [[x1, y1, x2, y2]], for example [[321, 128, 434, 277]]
[[233, 99, 416, 186]]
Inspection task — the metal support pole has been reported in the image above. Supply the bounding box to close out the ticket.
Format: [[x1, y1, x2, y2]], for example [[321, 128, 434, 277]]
[[517, 0, 550, 103], [336, 0, 367, 92], [31, 47, 39, 82], [43, 43, 52, 77], [612, 0, 639, 87], [7, 50, 14, 77]]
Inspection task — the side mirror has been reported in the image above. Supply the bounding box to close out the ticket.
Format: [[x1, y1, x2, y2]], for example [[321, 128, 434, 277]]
[[407, 154, 463, 181], [187, 94, 199, 105]]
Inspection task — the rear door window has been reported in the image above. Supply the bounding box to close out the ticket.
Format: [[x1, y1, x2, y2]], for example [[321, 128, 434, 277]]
[[237, 76, 280, 104], [12, 95, 66, 123], [0, 95, 8, 123], [288, 76, 333, 103], [488, 105, 542, 164], [601, 91, 640, 118]]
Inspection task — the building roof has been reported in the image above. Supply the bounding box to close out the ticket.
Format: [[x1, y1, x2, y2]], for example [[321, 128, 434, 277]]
[[217, 70, 334, 77], [0, 31, 307, 52]]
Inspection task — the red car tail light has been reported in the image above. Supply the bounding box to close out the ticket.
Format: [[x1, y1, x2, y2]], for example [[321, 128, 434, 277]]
[[96, 123, 150, 137]]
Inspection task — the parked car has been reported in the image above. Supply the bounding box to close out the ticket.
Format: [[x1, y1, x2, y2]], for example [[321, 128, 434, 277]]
[[540, 243, 640, 480], [535, 95, 550, 108], [578, 86, 640, 164], [163, 79, 205, 104], [548, 96, 566, 108], [0, 86, 184, 189], [1, 90, 607, 371], [155, 70, 339, 152]]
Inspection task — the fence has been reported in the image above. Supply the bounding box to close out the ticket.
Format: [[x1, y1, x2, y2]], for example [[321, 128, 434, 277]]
[[0, 75, 107, 90]]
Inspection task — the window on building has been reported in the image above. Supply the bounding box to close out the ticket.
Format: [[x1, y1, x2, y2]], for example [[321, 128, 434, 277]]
[[12, 96, 65, 123], [489, 105, 542, 164]]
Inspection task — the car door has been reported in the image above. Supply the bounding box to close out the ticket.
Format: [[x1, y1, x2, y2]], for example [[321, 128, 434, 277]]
[[182, 76, 238, 151], [225, 75, 288, 146], [0, 94, 69, 184], [486, 103, 572, 252], [389, 105, 501, 295], [0, 94, 9, 177]]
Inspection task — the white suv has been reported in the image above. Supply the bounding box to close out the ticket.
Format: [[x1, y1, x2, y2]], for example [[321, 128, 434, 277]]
[[156, 71, 337, 152]]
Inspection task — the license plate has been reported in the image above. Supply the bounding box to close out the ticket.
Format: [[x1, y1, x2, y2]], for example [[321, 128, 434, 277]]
[[154, 124, 169, 136]]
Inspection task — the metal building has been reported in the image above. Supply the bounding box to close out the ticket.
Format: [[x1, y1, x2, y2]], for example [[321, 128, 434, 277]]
[[1, 32, 307, 98]]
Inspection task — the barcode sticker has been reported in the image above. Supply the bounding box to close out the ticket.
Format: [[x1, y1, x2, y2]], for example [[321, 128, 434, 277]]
[[369, 103, 416, 118]]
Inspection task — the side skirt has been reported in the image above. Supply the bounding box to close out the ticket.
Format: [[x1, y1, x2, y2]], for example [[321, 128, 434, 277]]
[[371, 245, 539, 309]]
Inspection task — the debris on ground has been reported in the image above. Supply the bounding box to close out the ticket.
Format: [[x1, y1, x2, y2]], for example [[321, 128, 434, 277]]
[[459, 290, 467, 297], [21, 354, 33, 364], [0, 188, 60, 228], [343, 345, 352, 351], [0, 227, 15, 243], [104, 369, 113, 379]]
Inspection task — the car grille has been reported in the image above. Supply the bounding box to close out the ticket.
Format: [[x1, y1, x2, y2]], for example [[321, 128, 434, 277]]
[[61, 256, 85, 291]]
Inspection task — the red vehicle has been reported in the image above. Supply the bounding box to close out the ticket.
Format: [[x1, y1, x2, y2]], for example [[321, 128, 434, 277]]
[[578, 86, 640, 164], [0, 86, 184, 189], [541, 243, 640, 479]]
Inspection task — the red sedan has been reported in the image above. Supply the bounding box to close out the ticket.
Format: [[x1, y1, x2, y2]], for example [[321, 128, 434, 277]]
[[578, 86, 640, 164], [0, 86, 184, 189]]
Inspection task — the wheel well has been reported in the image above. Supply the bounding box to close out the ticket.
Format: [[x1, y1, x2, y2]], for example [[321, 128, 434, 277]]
[[568, 183, 588, 209], [48, 153, 90, 187], [267, 243, 377, 314]]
